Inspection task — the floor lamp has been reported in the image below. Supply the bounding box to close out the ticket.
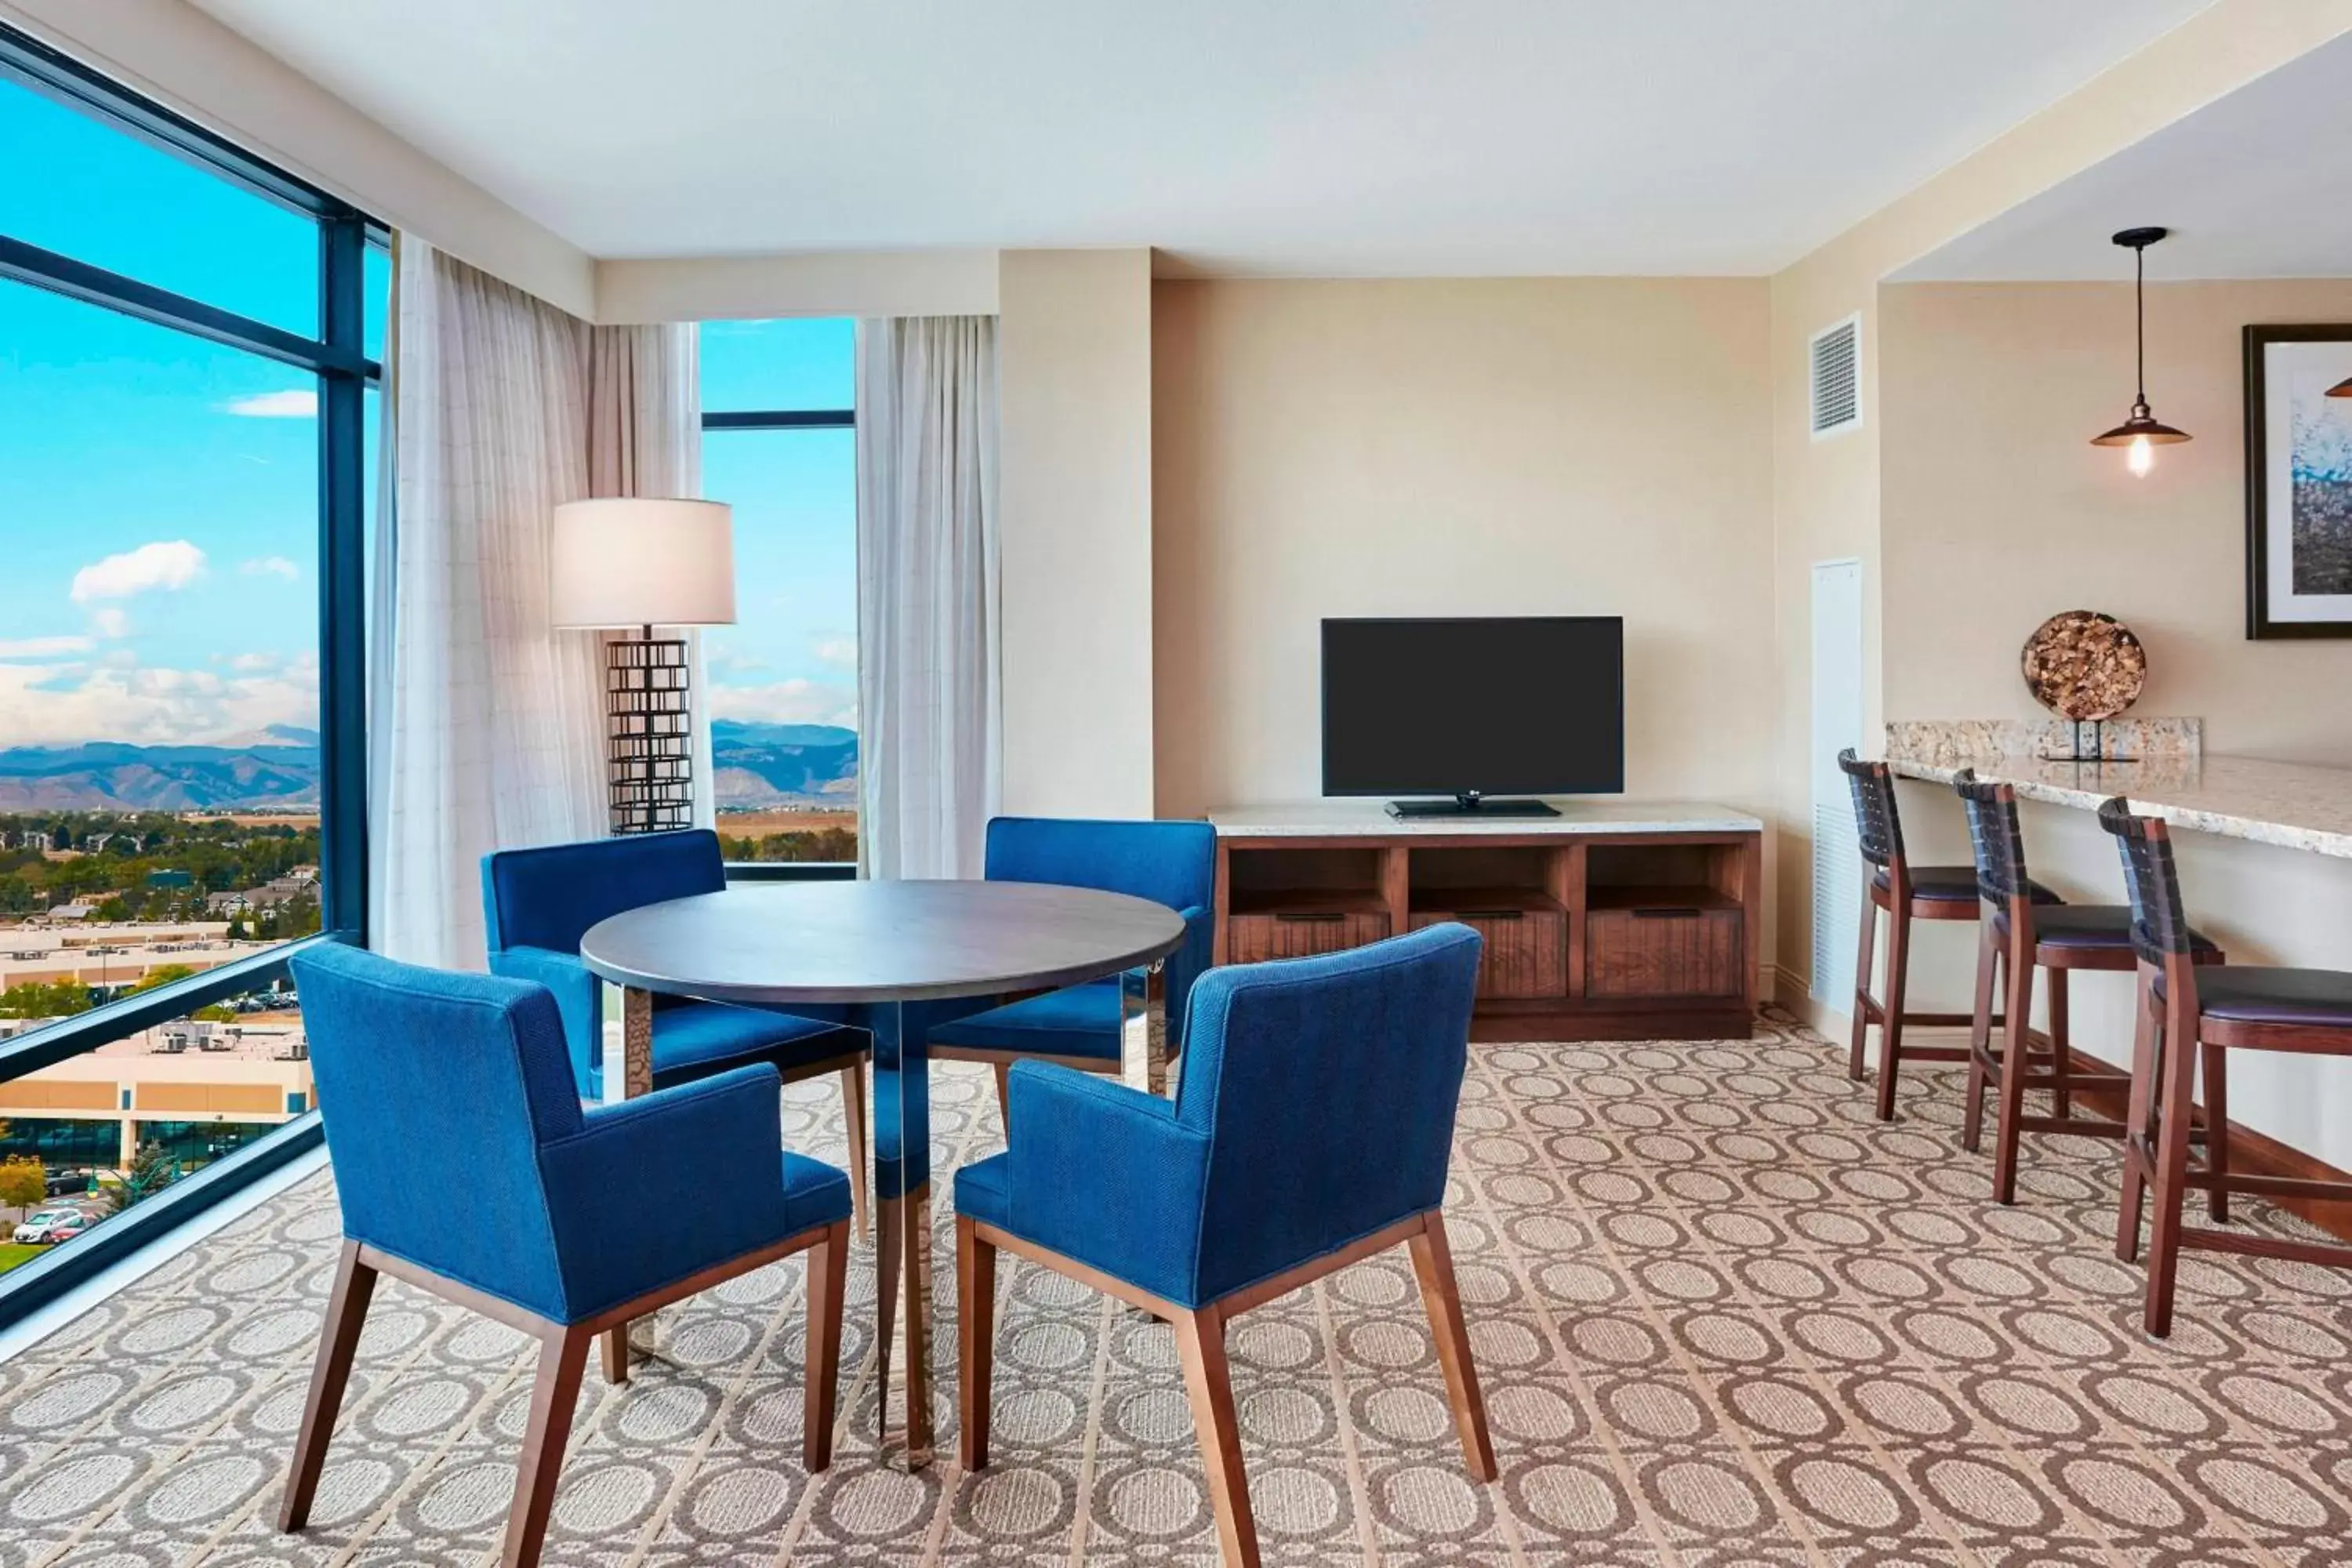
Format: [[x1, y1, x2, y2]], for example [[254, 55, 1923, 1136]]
[[550, 498, 737, 835]]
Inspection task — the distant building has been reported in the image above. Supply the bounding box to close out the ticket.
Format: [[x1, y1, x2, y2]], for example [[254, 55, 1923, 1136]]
[[47, 903, 95, 922], [83, 833, 114, 853], [8, 829, 52, 852], [205, 891, 252, 916]]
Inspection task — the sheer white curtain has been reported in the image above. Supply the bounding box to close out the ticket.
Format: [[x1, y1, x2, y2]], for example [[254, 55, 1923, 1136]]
[[369, 242, 602, 967], [855, 316, 1001, 879]]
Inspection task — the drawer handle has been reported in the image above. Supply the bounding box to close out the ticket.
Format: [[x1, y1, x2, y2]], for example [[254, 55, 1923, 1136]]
[[1457, 909, 1526, 921], [1274, 911, 1345, 924], [1631, 906, 1701, 919]]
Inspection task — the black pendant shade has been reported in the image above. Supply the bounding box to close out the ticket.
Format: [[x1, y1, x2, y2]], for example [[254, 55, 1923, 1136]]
[[2091, 227, 2191, 450]]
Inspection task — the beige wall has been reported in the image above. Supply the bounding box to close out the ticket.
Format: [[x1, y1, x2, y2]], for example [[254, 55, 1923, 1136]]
[[597, 251, 1000, 325], [3, 0, 594, 315], [1766, 0, 2352, 1017], [1152, 276, 1778, 953], [1882, 279, 2352, 766], [997, 249, 1157, 817]]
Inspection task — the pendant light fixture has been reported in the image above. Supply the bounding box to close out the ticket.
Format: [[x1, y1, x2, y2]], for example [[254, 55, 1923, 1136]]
[[2089, 227, 2190, 477], [2330, 376, 2351, 398]]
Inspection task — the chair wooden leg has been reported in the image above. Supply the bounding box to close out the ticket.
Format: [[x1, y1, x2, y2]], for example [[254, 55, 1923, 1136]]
[[841, 1063, 871, 1242], [1406, 1214, 1496, 1481], [2048, 967, 2072, 1120], [1848, 887, 1877, 1082], [804, 1219, 849, 1472], [2116, 972, 2158, 1263], [2202, 1041, 2230, 1224], [1991, 948, 2034, 1206], [600, 1327, 629, 1385], [1875, 900, 1911, 1123], [1962, 926, 1998, 1154], [957, 1215, 998, 1472], [279, 1240, 377, 1532], [1175, 1303, 1259, 1568], [2143, 993, 2201, 1338], [503, 1325, 591, 1568], [991, 1060, 1012, 1134]]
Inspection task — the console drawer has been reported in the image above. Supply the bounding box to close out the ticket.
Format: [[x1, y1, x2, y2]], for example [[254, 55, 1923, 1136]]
[[1228, 909, 1391, 964], [1410, 906, 1567, 998], [1587, 904, 1742, 999]]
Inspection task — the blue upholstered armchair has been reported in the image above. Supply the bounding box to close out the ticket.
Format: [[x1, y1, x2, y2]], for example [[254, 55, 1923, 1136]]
[[930, 816, 1215, 1117], [482, 829, 872, 1232], [952, 924, 1494, 1568], [281, 944, 851, 1568]]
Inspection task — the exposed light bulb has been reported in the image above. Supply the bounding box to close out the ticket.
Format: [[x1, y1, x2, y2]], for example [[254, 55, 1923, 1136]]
[[2127, 434, 2153, 477]]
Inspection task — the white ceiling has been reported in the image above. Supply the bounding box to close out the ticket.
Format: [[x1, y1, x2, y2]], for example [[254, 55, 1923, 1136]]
[[193, 0, 2215, 276], [1896, 30, 2352, 281]]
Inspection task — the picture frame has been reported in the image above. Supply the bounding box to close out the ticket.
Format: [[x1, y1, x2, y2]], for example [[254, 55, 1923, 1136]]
[[2244, 324, 2352, 639]]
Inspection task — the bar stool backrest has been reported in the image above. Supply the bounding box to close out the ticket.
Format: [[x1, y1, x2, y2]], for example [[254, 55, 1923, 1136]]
[[2096, 797, 2194, 968], [1837, 749, 1904, 869], [1952, 770, 2032, 906]]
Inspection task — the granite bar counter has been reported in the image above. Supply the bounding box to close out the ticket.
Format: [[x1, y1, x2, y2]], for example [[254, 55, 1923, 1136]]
[[1882, 750, 2352, 861]]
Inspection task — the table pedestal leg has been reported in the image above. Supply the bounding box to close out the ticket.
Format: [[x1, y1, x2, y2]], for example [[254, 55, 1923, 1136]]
[[1120, 965, 1163, 1096], [609, 985, 658, 1385], [869, 1000, 934, 1465]]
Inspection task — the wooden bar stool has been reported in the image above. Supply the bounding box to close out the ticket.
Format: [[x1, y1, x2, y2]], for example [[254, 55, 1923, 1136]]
[[1952, 771, 2222, 1205], [2100, 797, 2352, 1336], [1838, 751, 2058, 1122]]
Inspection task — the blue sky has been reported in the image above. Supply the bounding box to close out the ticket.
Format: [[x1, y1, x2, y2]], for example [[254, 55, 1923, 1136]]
[[0, 73, 857, 749]]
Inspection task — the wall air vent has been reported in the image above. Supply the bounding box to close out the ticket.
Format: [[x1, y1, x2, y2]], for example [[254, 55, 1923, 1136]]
[[1809, 313, 1862, 438]]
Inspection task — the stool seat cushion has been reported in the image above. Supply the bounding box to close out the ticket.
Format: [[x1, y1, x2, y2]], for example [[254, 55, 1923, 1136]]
[[2189, 968, 2352, 1028], [1880, 865, 2061, 906], [2000, 904, 2220, 953]]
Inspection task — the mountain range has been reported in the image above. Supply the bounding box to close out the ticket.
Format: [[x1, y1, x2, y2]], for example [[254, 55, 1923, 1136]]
[[0, 720, 858, 812], [0, 727, 321, 813]]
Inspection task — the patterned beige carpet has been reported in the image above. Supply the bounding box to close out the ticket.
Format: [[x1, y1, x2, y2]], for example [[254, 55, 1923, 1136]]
[[4, 1009, 2352, 1566]]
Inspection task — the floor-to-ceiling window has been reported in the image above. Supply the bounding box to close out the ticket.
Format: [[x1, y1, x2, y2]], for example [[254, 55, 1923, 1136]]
[[0, 25, 377, 1313], [699, 319, 859, 868]]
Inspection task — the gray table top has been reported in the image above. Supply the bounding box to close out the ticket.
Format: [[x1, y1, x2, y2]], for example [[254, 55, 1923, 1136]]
[[579, 880, 1188, 1006]]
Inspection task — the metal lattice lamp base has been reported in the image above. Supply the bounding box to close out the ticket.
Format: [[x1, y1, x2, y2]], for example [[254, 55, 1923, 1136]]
[[607, 633, 692, 834]]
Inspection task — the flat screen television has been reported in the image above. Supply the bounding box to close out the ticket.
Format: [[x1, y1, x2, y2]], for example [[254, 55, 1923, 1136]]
[[1321, 616, 1624, 817]]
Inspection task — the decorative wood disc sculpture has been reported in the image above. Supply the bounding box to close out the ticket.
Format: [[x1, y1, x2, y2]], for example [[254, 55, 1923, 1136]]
[[2020, 610, 2146, 721]]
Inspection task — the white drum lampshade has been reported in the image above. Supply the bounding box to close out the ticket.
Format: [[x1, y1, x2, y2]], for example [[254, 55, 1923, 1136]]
[[550, 498, 737, 630]]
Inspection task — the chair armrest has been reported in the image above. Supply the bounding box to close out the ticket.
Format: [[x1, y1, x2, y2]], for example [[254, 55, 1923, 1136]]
[[1167, 904, 1214, 1051], [489, 946, 601, 1098], [1005, 1062, 1210, 1304], [536, 1064, 793, 1319]]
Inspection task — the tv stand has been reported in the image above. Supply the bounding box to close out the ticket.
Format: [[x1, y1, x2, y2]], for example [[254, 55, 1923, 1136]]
[[1207, 800, 1763, 1042], [1387, 793, 1560, 819]]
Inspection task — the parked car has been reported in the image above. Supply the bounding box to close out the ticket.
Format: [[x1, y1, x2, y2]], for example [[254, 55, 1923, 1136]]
[[44, 1169, 92, 1199], [13, 1207, 96, 1245]]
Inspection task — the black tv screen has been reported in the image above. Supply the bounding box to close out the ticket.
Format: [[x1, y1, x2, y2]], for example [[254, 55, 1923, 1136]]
[[1321, 617, 1624, 797]]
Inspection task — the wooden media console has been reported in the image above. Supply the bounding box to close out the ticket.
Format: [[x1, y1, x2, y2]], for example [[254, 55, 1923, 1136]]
[[1207, 801, 1764, 1041]]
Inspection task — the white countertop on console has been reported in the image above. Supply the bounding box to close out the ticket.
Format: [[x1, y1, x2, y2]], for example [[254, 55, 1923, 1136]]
[[1884, 750, 2352, 862], [1205, 800, 1764, 837]]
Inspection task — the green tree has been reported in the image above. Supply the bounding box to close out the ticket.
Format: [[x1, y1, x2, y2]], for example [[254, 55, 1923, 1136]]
[[0, 979, 96, 1019], [0, 1157, 47, 1210], [129, 964, 198, 995], [102, 1141, 178, 1214]]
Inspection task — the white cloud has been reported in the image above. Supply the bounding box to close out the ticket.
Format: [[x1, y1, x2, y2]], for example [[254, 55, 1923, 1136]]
[[70, 541, 206, 604], [811, 635, 858, 671], [709, 678, 857, 728], [0, 655, 318, 747], [89, 608, 129, 640], [0, 636, 93, 659], [240, 556, 300, 581], [220, 389, 318, 419], [229, 652, 280, 672]]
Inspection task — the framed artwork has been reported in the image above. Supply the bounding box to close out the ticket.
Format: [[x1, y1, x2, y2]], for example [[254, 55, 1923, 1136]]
[[2245, 324, 2352, 639]]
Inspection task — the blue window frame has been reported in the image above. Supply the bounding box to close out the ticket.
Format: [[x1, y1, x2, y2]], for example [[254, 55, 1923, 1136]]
[[0, 23, 377, 1327]]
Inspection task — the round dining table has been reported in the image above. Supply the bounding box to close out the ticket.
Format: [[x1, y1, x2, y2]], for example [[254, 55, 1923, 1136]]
[[579, 879, 1187, 1465]]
